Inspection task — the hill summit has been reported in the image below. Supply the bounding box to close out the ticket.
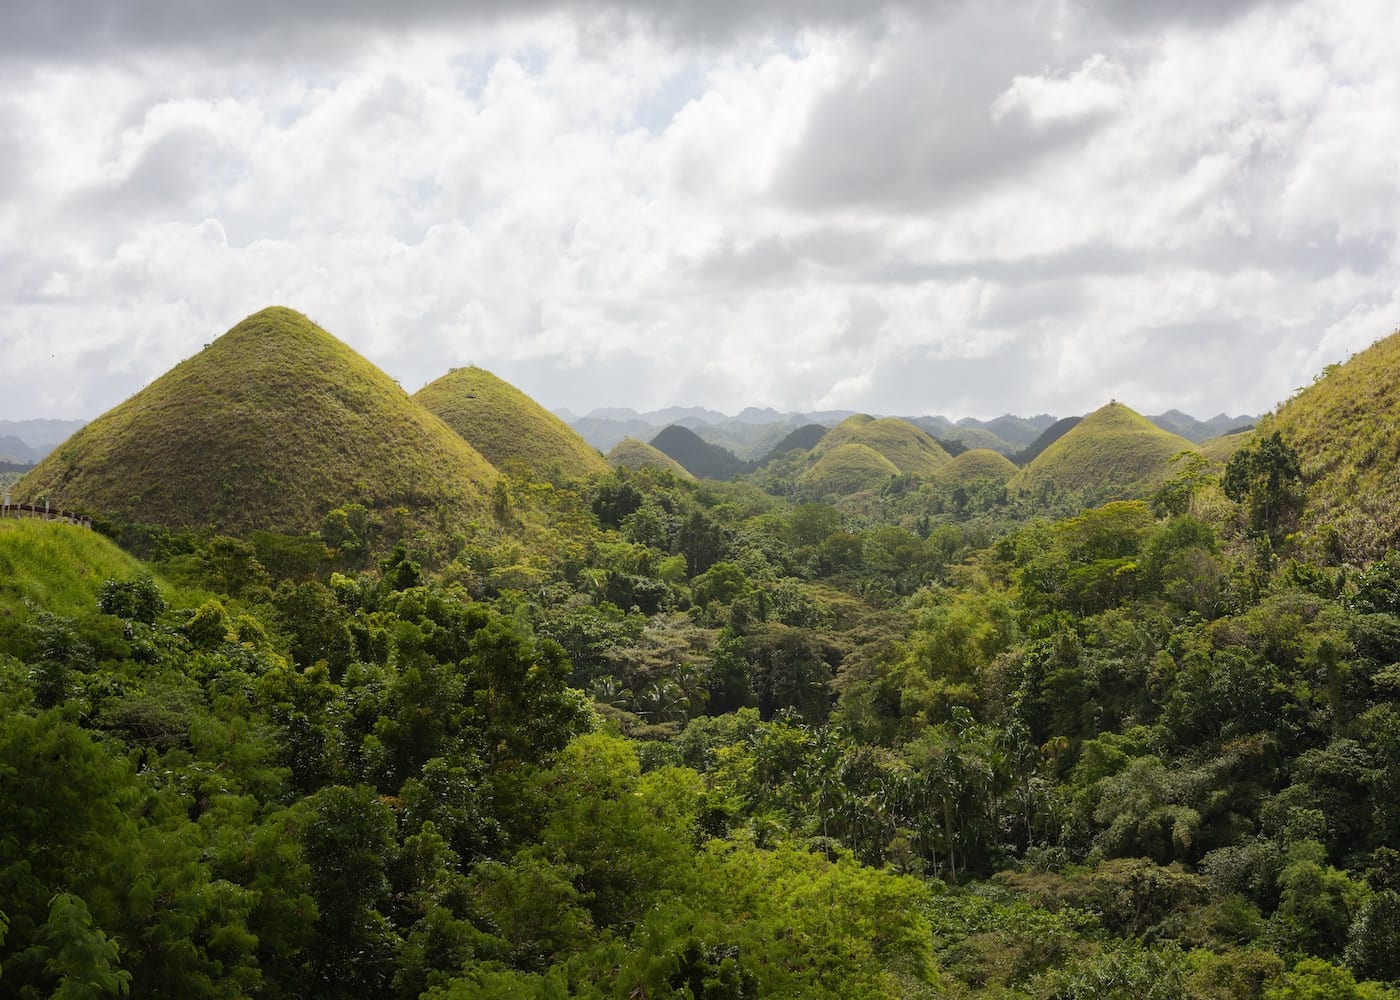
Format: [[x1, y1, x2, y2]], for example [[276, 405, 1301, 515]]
[[17, 307, 499, 535], [1009, 401, 1197, 504], [606, 438, 694, 479], [815, 416, 952, 477], [415, 366, 608, 480]]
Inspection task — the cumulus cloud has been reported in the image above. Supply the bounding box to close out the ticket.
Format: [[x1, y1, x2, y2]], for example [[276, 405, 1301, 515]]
[[0, 0, 1397, 422]]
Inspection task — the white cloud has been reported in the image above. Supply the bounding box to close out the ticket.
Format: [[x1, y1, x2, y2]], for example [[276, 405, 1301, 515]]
[[0, 0, 1397, 423], [991, 54, 1130, 128]]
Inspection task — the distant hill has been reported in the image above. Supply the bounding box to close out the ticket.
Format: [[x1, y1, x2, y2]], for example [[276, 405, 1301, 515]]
[[798, 443, 900, 496], [1013, 416, 1082, 466], [959, 414, 1058, 448], [907, 415, 955, 438], [1264, 329, 1400, 560], [1008, 401, 1198, 504], [606, 437, 694, 479], [1148, 409, 1257, 443], [0, 435, 40, 463], [932, 449, 1019, 487], [415, 367, 608, 480], [15, 307, 499, 536], [815, 416, 952, 478], [764, 424, 829, 461], [693, 421, 805, 461], [0, 419, 87, 453], [650, 426, 754, 480], [940, 426, 1014, 455]]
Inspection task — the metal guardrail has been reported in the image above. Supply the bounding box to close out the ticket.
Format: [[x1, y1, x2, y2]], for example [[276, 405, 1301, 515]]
[[0, 498, 92, 528]]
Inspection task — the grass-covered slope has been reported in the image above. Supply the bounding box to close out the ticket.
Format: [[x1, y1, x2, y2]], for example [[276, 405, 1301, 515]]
[[0, 519, 151, 619], [1199, 430, 1252, 465], [1009, 401, 1198, 503], [815, 416, 952, 477], [415, 367, 608, 480], [16, 307, 498, 535], [607, 438, 694, 479], [798, 443, 900, 496], [1265, 329, 1400, 558], [1012, 416, 1082, 465], [932, 448, 1019, 487]]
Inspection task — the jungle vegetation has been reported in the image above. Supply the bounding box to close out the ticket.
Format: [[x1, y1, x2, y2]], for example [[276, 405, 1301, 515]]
[[4, 314, 1400, 998]]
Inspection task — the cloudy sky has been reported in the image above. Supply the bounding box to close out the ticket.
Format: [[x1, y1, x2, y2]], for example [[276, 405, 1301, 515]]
[[1, 0, 1397, 422]]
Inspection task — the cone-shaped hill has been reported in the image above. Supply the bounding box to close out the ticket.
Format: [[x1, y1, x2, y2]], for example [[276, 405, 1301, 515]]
[[17, 307, 498, 535], [932, 449, 1018, 488], [1008, 401, 1197, 503], [814, 416, 952, 478], [799, 443, 900, 496], [650, 426, 753, 480], [1264, 328, 1400, 558], [606, 438, 694, 479], [414, 366, 608, 480], [764, 423, 828, 461]]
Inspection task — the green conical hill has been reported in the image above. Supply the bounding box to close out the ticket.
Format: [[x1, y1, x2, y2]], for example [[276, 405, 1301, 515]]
[[1008, 401, 1197, 503], [933, 449, 1018, 487], [799, 443, 900, 496], [815, 416, 951, 477], [606, 438, 694, 479], [16, 307, 498, 535], [415, 367, 607, 479], [1264, 329, 1400, 558]]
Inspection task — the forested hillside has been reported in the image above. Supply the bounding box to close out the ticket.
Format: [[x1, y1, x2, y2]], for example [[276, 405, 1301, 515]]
[[4, 323, 1400, 998]]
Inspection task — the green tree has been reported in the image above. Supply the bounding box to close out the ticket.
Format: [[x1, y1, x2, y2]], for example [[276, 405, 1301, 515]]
[[1224, 431, 1304, 540]]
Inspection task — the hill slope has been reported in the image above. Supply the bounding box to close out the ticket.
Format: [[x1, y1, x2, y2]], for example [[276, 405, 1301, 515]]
[[1013, 416, 1082, 466], [16, 307, 498, 535], [1264, 330, 1400, 559], [606, 438, 694, 479], [798, 443, 901, 496], [0, 519, 153, 620], [932, 449, 1019, 487], [1009, 401, 1197, 503], [763, 424, 829, 461], [815, 416, 952, 477], [650, 426, 753, 480], [415, 367, 608, 479]]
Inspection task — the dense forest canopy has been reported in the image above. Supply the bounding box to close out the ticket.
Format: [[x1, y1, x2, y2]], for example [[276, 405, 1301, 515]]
[[4, 316, 1400, 998]]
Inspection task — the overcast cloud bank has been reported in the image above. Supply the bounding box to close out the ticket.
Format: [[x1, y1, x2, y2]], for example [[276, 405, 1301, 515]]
[[0, 0, 1396, 421]]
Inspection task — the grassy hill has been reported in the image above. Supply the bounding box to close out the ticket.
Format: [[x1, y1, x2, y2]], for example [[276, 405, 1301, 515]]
[[932, 448, 1019, 487], [1264, 329, 1400, 559], [798, 443, 900, 496], [606, 438, 694, 479], [415, 366, 608, 480], [1199, 431, 1252, 465], [1009, 401, 1198, 504], [0, 519, 153, 619], [16, 307, 499, 536], [815, 416, 951, 477]]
